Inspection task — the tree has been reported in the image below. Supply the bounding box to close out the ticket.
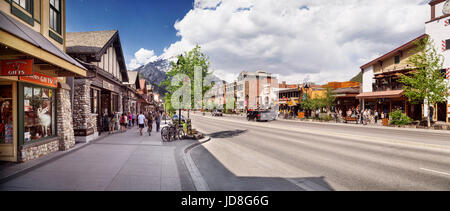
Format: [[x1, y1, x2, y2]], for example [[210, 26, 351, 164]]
[[399, 36, 449, 127], [321, 86, 336, 114], [161, 45, 213, 116]]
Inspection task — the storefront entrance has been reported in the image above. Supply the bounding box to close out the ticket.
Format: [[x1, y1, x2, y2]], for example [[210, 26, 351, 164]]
[[437, 102, 447, 122], [0, 82, 17, 162]]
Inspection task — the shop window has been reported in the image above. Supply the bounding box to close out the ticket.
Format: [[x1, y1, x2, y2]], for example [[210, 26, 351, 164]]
[[0, 85, 13, 144], [112, 94, 119, 113], [447, 39, 450, 50], [49, 0, 61, 34], [13, 0, 32, 13], [24, 86, 56, 143]]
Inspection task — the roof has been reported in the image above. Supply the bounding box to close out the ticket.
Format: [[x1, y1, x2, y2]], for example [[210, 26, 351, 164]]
[[0, 10, 86, 71], [66, 30, 117, 55], [356, 90, 404, 99], [124, 71, 139, 84], [429, 0, 446, 5], [333, 87, 360, 95], [360, 34, 427, 70]]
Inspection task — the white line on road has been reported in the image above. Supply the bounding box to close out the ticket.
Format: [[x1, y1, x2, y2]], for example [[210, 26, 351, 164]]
[[420, 168, 450, 177]]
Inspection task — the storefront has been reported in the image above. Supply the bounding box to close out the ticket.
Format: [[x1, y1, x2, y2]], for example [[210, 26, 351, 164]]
[[0, 9, 87, 162]]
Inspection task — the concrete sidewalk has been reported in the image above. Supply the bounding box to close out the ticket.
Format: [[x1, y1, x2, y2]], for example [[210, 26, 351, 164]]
[[0, 126, 196, 191]]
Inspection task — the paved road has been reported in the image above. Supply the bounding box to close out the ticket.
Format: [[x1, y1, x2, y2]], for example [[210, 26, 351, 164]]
[[0, 126, 196, 191], [189, 113, 450, 191]]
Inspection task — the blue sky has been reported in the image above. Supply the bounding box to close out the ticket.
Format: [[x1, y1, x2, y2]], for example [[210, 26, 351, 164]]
[[67, 0, 194, 67]]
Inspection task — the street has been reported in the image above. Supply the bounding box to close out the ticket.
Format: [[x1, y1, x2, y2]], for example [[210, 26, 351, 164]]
[[189, 113, 450, 191]]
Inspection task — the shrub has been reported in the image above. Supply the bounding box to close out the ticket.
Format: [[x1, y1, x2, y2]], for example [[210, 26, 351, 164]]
[[390, 110, 413, 125]]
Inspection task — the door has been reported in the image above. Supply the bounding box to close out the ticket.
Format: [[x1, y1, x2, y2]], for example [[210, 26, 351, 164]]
[[0, 82, 17, 162], [437, 102, 447, 122]]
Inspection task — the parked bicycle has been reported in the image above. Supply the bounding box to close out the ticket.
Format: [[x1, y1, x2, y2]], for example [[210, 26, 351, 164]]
[[161, 123, 185, 142]]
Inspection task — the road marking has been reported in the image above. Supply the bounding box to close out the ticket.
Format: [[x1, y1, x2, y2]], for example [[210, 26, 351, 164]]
[[420, 168, 450, 177]]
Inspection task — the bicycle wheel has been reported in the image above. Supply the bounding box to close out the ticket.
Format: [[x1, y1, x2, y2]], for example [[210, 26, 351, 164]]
[[161, 127, 170, 142]]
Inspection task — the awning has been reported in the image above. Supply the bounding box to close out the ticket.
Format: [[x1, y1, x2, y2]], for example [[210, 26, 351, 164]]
[[0, 11, 86, 77], [356, 90, 405, 99]]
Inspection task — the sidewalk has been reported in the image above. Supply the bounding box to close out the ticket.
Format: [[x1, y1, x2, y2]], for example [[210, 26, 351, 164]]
[[0, 127, 196, 191]]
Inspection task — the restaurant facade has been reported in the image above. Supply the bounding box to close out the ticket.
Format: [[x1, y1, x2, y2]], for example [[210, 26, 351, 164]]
[[358, 34, 427, 121], [66, 30, 129, 143], [0, 0, 87, 162]]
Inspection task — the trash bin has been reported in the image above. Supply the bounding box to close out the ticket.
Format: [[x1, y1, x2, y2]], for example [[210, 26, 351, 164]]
[[382, 118, 389, 126]]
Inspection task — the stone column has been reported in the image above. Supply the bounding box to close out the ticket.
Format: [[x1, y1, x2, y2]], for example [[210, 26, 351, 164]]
[[73, 79, 97, 143], [57, 82, 75, 151]]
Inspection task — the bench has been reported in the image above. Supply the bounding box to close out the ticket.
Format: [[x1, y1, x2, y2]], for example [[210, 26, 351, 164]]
[[345, 117, 358, 124]]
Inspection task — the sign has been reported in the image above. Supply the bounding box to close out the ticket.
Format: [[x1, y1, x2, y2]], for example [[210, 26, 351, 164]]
[[1, 59, 33, 76], [20, 72, 58, 88], [103, 81, 114, 91]]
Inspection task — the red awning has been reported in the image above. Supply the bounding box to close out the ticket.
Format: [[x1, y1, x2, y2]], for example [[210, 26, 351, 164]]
[[356, 90, 404, 99]]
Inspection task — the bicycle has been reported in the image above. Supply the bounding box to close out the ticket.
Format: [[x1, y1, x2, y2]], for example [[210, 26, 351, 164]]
[[161, 123, 185, 142]]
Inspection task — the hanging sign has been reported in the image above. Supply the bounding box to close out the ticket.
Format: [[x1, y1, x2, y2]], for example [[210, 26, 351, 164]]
[[0, 59, 33, 76], [20, 72, 58, 88]]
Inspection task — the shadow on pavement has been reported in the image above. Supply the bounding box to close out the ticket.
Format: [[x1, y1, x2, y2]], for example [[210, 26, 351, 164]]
[[190, 142, 335, 191], [208, 130, 248, 139]]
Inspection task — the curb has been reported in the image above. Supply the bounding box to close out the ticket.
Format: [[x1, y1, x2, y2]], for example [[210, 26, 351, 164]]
[[0, 132, 112, 185], [182, 136, 212, 191]]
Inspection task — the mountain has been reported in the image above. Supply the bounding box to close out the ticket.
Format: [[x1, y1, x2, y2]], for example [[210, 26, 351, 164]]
[[350, 72, 362, 83], [134, 59, 172, 95], [133, 58, 224, 95]]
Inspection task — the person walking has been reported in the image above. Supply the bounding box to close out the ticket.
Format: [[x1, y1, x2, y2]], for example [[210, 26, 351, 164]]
[[120, 114, 127, 133], [155, 111, 161, 132], [127, 112, 132, 128], [375, 110, 379, 124], [147, 112, 154, 136], [109, 113, 117, 134], [137, 112, 146, 136]]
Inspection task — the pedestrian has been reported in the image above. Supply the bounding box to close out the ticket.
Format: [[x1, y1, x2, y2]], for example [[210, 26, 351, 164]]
[[133, 113, 137, 126], [375, 110, 379, 124], [120, 114, 127, 133], [138, 112, 146, 136], [128, 112, 132, 128], [155, 111, 161, 132], [147, 112, 154, 136], [109, 113, 117, 134]]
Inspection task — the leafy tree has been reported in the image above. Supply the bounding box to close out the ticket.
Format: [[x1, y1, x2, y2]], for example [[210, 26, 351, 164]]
[[321, 86, 336, 113], [398, 36, 449, 127], [161, 45, 213, 116]]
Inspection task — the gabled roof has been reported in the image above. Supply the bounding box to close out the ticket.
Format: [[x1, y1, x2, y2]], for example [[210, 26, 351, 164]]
[[66, 30, 129, 82], [66, 30, 117, 55], [360, 34, 427, 70]]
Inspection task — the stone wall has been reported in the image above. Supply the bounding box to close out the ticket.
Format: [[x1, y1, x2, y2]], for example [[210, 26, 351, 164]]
[[57, 82, 75, 150], [73, 79, 91, 132], [19, 138, 59, 162]]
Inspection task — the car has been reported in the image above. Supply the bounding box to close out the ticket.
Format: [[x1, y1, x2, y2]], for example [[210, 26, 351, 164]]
[[212, 110, 223, 117], [173, 114, 185, 123], [247, 110, 274, 122]]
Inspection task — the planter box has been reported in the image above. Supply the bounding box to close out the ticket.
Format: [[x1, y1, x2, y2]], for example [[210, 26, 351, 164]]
[[382, 118, 389, 126]]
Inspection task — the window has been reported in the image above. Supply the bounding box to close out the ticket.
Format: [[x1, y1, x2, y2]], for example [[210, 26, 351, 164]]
[[0, 85, 13, 144], [13, 0, 31, 12], [24, 86, 56, 143], [446, 39, 450, 50], [394, 55, 400, 64], [49, 0, 61, 34], [91, 89, 99, 115], [112, 94, 119, 113]]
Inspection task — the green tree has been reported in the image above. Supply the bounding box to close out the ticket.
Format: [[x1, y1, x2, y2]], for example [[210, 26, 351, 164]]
[[161, 45, 213, 116], [321, 86, 336, 113], [398, 36, 449, 127]]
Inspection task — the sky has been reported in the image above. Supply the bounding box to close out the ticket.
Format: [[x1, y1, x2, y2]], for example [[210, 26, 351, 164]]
[[67, 0, 431, 84]]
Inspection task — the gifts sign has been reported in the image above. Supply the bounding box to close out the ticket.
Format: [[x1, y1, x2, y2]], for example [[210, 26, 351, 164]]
[[0, 59, 33, 76]]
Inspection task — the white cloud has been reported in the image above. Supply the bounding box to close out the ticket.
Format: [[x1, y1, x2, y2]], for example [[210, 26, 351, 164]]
[[128, 48, 159, 70], [158, 0, 429, 84]]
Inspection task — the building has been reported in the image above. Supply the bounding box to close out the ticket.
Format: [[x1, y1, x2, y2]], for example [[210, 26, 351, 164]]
[[278, 83, 300, 115], [326, 82, 361, 115], [425, 0, 450, 123], [66, 30, 129, 143], [357, 34, 428, 121], [0, 0, 87, 162], [236, 71, 279, 111], [123, 71, 141, 114]]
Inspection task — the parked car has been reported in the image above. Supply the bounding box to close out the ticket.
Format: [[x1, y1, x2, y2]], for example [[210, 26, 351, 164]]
[[212, 110, 223, 117], [247, 110, 274, 122]]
